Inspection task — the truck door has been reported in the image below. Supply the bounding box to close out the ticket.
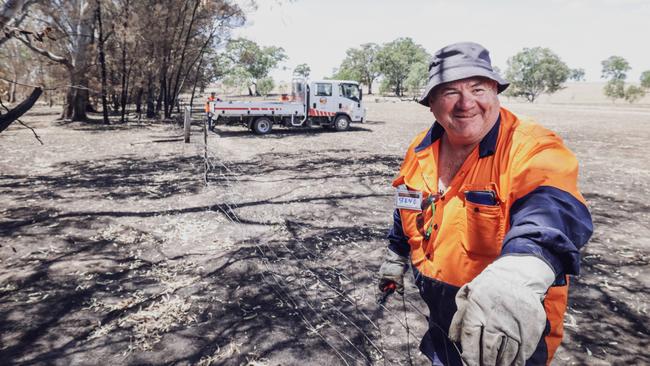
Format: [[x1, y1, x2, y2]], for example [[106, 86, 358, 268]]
[[310, 82, 337, 118], [338, 83, 365, 122]]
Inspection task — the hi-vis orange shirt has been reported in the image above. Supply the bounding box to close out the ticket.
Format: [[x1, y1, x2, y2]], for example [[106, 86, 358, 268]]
[[387, 107, 593, 365], [205, 95, 215, 113]]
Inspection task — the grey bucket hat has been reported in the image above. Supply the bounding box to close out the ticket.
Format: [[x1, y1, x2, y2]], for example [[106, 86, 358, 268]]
[[418, 42, 509, 106]]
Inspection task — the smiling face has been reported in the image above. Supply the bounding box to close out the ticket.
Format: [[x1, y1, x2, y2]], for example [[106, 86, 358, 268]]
[[428, 77, 501, 148]]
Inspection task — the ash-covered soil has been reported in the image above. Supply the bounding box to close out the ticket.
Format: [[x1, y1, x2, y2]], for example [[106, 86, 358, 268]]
[[0, 100, 648, 365]]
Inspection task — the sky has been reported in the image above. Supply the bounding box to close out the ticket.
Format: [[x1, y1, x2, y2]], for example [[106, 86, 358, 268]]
[[233, 0, 650, 84]]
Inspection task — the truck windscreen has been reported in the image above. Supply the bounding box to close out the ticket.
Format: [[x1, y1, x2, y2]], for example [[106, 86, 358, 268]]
[[340, 83, 360, 102]]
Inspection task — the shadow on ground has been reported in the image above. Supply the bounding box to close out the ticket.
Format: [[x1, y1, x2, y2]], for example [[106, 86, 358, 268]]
[[559, 191, 650, 364], [213, 125, 372, 138]]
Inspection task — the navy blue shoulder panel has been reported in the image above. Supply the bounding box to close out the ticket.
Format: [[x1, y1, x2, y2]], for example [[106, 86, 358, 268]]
[[387, 209, 411, 257], [502, 186, 593, 280]]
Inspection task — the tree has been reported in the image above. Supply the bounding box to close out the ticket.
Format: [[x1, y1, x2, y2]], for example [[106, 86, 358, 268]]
[[293, 63, 310, 78], [0, 0, 26, 28], [334, 43, 381, 94], [375, 38, 429, 97], [640, 70, 650, 89], [0, 40, 33, 102], [256, 77, 274, 97], [504, 47, 570, 102], [569, 68, 586, 82], [0, 0, 37, 48], [603, 79, 625, 102], [95, 0, 109, 124], [10, 0, 96, 121], [601, 56, 630, 81], [2, 0, 246, 123], [601, 56, 633, 103], [223, 38, 286, 96], [624, 85, 645, 103], [404, 61, 428, 99]]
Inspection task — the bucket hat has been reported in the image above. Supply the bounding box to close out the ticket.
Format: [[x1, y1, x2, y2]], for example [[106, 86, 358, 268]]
[[418, 42, 509, 106]]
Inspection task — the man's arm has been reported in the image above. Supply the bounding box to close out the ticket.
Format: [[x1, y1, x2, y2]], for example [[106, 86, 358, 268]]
[[502, 186, 593, 284], [449, 130, 593, 365], [502, 131, 593, 281], [387, 209, 410, 257], [378, 209, 411, 294]]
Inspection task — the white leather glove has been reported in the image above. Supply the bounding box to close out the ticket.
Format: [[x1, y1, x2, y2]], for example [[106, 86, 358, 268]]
[[378, 249, 409, 294], [449, 255, 556, 366]]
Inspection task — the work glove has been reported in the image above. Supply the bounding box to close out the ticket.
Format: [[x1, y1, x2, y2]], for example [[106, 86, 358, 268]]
[[449, 255, 556, 366], [378, 249, 409, 294]]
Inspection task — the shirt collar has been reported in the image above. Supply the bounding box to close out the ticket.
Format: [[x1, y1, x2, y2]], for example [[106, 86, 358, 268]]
[[413, 115, 501, 159]]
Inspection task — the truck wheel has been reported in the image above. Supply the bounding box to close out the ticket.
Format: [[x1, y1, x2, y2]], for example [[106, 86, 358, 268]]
[[252, 117, 273, 135], [334, 115, 350, 131]]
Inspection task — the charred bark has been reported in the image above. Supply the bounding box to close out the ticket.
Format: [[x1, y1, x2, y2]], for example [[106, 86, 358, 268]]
[[135, 87, 143, 115], [96, 0, 109, 124], [166, 0, 200, 118], [146, 74, 155, 118], [119, 0, 130, 123]]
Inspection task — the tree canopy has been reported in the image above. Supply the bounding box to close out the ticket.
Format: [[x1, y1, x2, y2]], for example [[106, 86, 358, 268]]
[[600, 56, 645, 103], [1, 0, 246, 121], [334, 43, 381, 94], [375, 38, 429, 97], [504, 47, 570, 102], [221, 38, 287, 95], [404, 61, 428, 99], [293, 63, 311, 79], [603, 79, 625, 102], [569, 68, 586, 82], [624, 85, 645, 103], [640, 70, 650, 89], [601, 56, 631, 81]]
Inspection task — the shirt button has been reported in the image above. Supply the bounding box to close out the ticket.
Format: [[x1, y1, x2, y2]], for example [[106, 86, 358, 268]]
[[433, 224, 438, 230]]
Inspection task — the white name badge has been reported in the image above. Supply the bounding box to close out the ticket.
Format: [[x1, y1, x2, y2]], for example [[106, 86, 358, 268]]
[[395, 189, 422, 211]]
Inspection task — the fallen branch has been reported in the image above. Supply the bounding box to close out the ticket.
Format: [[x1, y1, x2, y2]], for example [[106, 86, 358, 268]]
[[0, 87, 42, 133], [16, 119, 43, 144]]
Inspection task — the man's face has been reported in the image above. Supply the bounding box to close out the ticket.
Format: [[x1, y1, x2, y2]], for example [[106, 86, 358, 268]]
[[428, 77, 500, 147]]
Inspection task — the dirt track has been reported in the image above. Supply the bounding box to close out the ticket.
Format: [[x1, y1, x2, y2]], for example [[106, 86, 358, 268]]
[[0, 100, 648, 365]]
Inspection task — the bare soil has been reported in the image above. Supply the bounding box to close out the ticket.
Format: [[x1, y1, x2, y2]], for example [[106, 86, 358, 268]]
[[0, 97, 648, 365]]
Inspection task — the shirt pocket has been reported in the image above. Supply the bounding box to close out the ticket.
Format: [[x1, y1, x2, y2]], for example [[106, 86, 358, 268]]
[[460, 183, 505, 258]]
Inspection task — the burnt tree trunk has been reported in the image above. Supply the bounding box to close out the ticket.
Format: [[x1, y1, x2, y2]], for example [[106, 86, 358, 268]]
[[146, 74, 155, 118], [135, 87, 143, 114], [61, 71, 89, 121], [166, 0, 200, 118], [60, 3, 93, 121], [189, 53, 205, 112], [119, 0, 130, 123], [96, 0, 109, 124]]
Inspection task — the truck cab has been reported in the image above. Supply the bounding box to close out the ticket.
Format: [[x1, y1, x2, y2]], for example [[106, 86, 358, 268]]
[[306, 80, 365, 125]]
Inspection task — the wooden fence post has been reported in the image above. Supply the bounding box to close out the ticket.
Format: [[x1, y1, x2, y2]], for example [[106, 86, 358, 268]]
[[184, 106, 191, 143]]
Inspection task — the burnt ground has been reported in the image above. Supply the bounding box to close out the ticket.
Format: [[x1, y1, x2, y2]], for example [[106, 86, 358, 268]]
[[0, 100, 648, 365]]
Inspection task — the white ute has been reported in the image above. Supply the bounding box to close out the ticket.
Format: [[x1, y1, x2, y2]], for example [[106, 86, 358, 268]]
[[208, 79, 366, 135]]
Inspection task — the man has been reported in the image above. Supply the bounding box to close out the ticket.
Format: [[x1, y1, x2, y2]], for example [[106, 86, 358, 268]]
[[378, 42, 593, 366], [205, 92, 217, 131]]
